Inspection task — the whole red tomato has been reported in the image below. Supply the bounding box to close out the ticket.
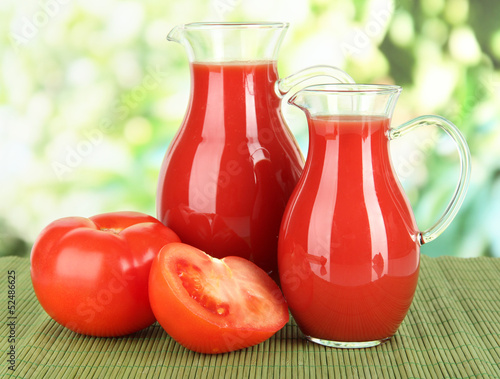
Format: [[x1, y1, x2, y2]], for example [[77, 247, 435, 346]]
[[149, 242, 289, 353], [31, 211, 180, 337]]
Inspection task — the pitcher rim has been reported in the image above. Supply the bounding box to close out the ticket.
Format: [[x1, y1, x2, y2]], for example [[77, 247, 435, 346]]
[[177, 22, 289, 30], [297, 83, 402, 95]]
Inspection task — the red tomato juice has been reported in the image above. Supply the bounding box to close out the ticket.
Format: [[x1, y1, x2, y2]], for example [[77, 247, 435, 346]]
[[157, 61, 303, 276], [279, 115, 420, 342]]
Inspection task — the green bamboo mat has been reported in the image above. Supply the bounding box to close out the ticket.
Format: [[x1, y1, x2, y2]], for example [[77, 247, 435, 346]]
[[1, 255, 499, 378]]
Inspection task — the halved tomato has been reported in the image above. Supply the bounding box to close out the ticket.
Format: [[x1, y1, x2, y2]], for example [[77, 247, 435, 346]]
[[148, 242, 289, 354]]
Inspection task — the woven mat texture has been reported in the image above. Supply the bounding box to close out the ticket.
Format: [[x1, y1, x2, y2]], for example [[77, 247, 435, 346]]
[[1, 255, 499, 378]]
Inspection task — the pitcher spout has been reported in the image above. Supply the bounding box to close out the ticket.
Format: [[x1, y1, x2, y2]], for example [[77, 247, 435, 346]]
[[167, 24, 184, 44]]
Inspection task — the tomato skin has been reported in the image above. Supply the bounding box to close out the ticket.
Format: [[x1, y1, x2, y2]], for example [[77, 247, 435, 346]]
[[149, 243, 289, 354], [31, 211, 180, 337]]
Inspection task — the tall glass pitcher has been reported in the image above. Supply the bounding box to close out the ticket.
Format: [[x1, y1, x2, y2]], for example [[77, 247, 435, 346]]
[[157, 22, 353, 277], [278, 84, 471, 348]]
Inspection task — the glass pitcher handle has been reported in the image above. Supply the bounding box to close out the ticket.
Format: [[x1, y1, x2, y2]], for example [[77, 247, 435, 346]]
[[275, 65, 355, 98], [389, 115, 471, 245]]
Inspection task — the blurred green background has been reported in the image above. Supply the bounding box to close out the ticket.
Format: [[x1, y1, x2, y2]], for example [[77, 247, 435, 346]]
[[1, 0, 499, 258]]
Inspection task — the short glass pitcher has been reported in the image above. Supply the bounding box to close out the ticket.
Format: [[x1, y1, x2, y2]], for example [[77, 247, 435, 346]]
[[278, 84, 471, 348]]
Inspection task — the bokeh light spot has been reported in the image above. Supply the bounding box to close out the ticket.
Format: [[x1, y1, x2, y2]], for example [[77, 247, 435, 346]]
[[124, 117, 153, 145]]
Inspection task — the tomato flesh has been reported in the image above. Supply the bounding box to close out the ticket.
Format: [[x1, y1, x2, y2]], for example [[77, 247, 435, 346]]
[[177, 260, 231, 316], [149, 243, 289, 353]]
